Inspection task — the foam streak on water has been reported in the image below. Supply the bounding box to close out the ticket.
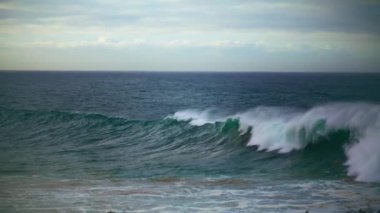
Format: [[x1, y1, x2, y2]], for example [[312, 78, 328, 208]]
[[1, 175, 379, 212]]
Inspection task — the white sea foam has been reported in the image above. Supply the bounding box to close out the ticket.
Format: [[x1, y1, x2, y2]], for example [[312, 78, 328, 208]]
[[168, 109, 227, 126], [170, 102, 380, 182]]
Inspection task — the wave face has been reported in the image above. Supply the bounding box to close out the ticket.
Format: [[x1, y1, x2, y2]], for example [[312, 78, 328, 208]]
[[0, 102, 379, 183], [170, 103, 380, 182]]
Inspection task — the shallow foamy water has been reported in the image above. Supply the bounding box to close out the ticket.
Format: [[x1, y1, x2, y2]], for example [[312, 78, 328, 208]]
[[1, 175, 379, 212]]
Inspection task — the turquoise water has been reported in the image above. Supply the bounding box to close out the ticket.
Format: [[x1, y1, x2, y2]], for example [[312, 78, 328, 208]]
[[0, 71, 380, 212]]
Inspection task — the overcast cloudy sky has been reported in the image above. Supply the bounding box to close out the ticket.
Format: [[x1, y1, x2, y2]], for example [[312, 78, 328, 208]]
[[0, 0, 379, 71]]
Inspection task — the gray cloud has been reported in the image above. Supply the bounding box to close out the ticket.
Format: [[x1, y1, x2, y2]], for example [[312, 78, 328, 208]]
[[0, 0, 379, 34], [0, 0, 379, 72]]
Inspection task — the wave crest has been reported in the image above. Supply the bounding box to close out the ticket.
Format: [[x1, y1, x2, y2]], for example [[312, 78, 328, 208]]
[[169, 102, 380, 182]]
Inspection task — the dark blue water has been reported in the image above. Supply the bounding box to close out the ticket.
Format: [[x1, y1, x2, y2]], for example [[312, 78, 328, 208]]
[[1, 72, 380, 119], [1, 71, 380, 212]]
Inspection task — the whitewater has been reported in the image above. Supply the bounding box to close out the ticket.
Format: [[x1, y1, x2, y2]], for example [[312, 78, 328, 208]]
[[171, 102, 380, 182], [1, 71, 380, 212]]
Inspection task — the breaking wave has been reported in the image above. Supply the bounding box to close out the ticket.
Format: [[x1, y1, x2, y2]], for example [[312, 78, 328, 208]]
[[1, 102, 379, 182], [169, 102, 380, 182]]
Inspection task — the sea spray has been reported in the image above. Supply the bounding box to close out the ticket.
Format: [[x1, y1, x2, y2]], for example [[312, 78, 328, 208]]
[[170, 102, 380, 182]]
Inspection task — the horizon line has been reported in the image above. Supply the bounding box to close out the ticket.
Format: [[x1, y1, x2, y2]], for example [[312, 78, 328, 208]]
[[0, 69, 379, 74]]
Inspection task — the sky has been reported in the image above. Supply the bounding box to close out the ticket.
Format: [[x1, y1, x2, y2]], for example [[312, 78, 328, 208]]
[[0, 0, 379, 72]]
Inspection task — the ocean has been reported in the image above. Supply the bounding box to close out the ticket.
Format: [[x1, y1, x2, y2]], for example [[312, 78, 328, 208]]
[[0, 71, 380, 212]]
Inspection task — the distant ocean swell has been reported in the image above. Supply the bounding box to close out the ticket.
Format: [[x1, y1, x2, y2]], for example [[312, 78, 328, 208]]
[[1, 102, 379, 182]]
